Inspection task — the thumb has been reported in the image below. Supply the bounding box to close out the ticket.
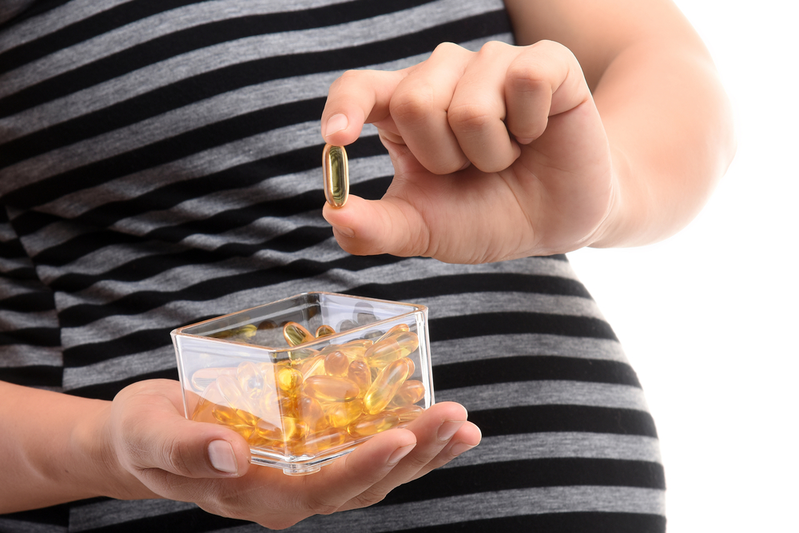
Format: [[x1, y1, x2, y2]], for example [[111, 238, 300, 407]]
[[112, 383, 251, 479], [322, 194, 430, 258]]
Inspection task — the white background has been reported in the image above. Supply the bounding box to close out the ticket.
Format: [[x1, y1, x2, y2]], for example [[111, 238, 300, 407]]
[[568, 0, 798, 530]]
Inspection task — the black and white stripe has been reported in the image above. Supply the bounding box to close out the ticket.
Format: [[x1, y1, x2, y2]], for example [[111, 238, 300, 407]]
[[0, 0, 666, 531]]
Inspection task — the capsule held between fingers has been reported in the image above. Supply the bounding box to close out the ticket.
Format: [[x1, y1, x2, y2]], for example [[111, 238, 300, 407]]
[[323, 144, 349, 208]]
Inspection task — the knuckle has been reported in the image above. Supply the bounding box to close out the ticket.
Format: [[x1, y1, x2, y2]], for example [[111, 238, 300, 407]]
[[390, 86, 437, 124], [477, 39, 511, 58], [447, 102, 493, 132]]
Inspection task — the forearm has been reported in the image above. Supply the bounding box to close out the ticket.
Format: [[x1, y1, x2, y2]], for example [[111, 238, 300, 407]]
[[590, 38, 735, 247], [506, 0, 736, 247], [0, 381, 143, 513]]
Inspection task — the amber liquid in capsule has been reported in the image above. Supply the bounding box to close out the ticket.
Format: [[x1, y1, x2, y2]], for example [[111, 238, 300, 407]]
[[323, 144, 349, 208]]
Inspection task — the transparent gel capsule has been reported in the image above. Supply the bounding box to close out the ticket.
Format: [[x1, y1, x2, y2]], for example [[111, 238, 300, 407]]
[[315, 324, 336, 338], [324, 350, 349, 377], [283, 321, 314, 346], [323, 144, 349, 208], [347, 411, 401, 438], [216, 374, 258, 414], [300, 354, 327, 379], [389, 404, 424, 423], [276, 365, 303, 394], [365, 330, 419, 369], [303, 375, 360, 403], [212, 324, 257, 339], [347, 359, 371, 396], [324, 399, 364, 428], [211, 405, 257, 440], [363, 357, 413, 415], [388, 379, 426, 408], [297, 428, 349, 455], [298, 395, 328, 432]]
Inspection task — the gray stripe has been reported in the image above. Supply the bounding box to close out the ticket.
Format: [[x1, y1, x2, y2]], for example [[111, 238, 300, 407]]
[[0, 517, 67, 533], [0, 344, 62, 368], [431, 334, 627, 365], [439, 380, 649, 412], [0, 308, 58, 330], [446, 432, 662, 468], [422, 292, 605, 320], [62, 345, 175, 391], [69, 498, 196, 533]]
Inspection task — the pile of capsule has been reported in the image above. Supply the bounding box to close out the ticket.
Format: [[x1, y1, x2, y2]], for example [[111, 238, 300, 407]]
[[190, 321, 426, 459]]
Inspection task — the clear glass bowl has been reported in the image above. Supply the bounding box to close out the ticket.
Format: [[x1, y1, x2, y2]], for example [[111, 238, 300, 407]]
[[171, 292, 434, 475]]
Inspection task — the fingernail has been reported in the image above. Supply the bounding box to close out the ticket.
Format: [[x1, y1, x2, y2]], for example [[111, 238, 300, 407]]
[[437, 420, 464, 442], [450, 442, 476, 457], [387, 443, 415, 466], [325, 113, 348, 137], [208, 440, 238, 474]]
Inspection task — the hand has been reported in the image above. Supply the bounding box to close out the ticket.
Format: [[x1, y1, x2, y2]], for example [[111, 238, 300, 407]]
[[100, 379, 480, 529], [321, 40, 618, 263]]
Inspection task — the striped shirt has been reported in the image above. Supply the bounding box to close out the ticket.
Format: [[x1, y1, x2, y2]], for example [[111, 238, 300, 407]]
[[0, 0, 666, 531]]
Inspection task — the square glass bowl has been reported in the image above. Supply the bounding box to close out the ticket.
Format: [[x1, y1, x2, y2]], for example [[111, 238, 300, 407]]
[[171, 292, 434, 475]]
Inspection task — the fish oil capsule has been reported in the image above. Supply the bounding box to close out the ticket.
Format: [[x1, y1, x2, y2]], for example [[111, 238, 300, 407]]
[[303, 375, 360, 403], [297, 428, 349, 455], [363, 357, 413, 415], [276, 366, 303, 394], [212, 324, 257, 339], [315, 324, 336, 338], [298, 395, 328, 432], [211, 405, 257, 439], [216, 374, 258, 414], [347, 411, 401, 438], [249, 418, 284, 446], [324, 398, 364, 428], [324, 350, 349, 376], [283, 321, 314, 346], [389, 404, 424, 423], [347, 359, 371, 396], [376, 323, 410, 342], [388, 379, 426, 408], [323, 144, 348, 208], [300, 354, 327, 379]]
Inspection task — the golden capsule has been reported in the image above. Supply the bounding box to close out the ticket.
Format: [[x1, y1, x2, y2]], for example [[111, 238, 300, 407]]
[[388, 379, 426, 408], [303, 375, 360, 403], [296, 428, 349, 455], [276, 366, 303, 393], [211, 405, 257, 440], [315, 324, 336, 338], [324, 350, 350, 376], [347, 411, 401, 438], [324, 398, 364, 428], [300, 354, 327, 379], [347, 359, 372, 396], [249, 417, 284, 446], [283, 321, 314, 346], [211, 324, 257, 339], [298, 395, 328, 432], [389, 404, 424, 423], [363, 357, 412, 415], [322, 144, 349, 208]]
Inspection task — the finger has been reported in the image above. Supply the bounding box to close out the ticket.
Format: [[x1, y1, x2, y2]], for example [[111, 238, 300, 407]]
[[322, 193, 432, 258], [447, 41, 521, 172], [505, 40, 590, 144], [407, 420, 482, 482], [114, 381, 251, 479], [388, 42, 472, 174], [336, 402, 474, 511], [321, 69, 405, 146], [298, 427, 418, 514]]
